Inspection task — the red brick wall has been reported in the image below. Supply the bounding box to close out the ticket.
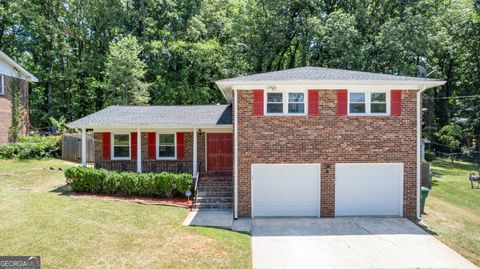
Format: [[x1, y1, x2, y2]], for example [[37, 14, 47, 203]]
[[236, 89, 417, 218], [93, 132, 206, 173], [0, 75, 29, 145]]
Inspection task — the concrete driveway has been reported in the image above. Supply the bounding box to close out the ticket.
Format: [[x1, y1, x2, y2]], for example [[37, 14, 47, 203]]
[[252, 217, 478, 269]]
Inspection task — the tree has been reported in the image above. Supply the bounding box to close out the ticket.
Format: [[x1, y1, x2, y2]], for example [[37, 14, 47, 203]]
[[104, 34, 149, 105], [436, 124, 463, 161]]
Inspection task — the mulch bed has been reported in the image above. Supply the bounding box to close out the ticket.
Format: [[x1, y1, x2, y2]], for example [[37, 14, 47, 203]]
[[71, 193, 193, 208]]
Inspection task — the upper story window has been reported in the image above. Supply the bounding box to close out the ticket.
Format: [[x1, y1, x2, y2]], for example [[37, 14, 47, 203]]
[[349, 91, 389, 115], [288, 93, 305, 114], [157, 133, 176, 159], [266, 91, 306, 115], [112, 134, 130, 160], [0, 75, 4, 95], [266, 92, 283, 114]]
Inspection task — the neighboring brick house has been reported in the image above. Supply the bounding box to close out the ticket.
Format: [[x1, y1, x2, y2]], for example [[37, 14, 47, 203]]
[[68, 67, 445, 220], [0, 51, 38, 145]]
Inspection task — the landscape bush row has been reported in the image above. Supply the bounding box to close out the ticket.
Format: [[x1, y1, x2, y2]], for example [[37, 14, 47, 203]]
[[0, 136, 61, 159], [64, 166, 192, 197]]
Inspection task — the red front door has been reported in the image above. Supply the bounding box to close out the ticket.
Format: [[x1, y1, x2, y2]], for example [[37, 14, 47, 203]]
[[207, 133, 233, 171]]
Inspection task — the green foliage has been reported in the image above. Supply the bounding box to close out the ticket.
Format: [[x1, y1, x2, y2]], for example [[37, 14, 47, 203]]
[[425, 150, 436, 162], [0, 136, 61, 159], [104, 35, 150, 105], [49, 116, 69, 134], [64, 167, 193, 197], [437, 124, 463, 150], [175, 173, 194, 193], [2, 0, 480, 156], [7, 77, 25, 143], [117, 172, 139, 196]]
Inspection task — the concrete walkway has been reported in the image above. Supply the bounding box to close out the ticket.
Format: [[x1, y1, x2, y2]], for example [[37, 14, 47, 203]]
[[183, 209, 253, 233], [183, 209, 233, 228], [252, 217, 478, 269]]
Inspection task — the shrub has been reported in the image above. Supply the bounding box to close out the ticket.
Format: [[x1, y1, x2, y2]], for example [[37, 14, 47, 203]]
[[151, 173, 169, 196], [137, 173, 154, 195], [425, 150, 436, 162], [117, 172, 139, 195], [63, 167, 192, 197], [64, 166, 88, 192], [0, 136, 61, 159], [102, 174, 120, 194], [175, 173, 193, 193]]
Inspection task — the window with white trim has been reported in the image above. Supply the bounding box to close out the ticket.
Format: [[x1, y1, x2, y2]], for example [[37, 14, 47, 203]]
[[158, 133, 176, 159], [0, 75, 4, 95], [112, 134, 130, 159], [288, 93, 305, 114], [370, 92, 387, 113], [349, 91, 389, 115], [266, 91, 306, 115], [266, 92, 283, 114]]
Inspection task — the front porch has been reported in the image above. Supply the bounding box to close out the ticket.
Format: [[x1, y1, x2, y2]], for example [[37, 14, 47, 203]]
[[78, 128, 233, 176], [95, 160, 200, 174]]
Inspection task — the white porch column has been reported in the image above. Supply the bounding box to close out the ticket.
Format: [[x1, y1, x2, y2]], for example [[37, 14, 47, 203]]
[[137, 127, 142, 173], [81, 128, 87, 166], [193, 128, 198, 176]]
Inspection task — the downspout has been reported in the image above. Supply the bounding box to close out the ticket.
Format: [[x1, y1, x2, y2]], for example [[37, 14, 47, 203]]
[[416, 86, 427, 220], [234, 88, 239, 219]]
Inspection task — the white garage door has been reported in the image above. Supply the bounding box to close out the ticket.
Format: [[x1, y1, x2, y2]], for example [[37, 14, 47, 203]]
[[251, 164, 320, 217], [335, 163, 403, 217]]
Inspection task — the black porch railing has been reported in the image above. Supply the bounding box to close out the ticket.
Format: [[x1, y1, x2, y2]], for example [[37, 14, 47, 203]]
[[95, 160, 200, 175]]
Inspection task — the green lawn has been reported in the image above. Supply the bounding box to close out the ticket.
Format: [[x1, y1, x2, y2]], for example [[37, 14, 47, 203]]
[[423, 159, 480, 267], [0, 159, 251, 268]]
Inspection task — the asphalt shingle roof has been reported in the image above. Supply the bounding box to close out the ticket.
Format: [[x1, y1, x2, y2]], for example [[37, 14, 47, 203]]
[[217, 66, 439, 83], [68, 105, 232, 127]]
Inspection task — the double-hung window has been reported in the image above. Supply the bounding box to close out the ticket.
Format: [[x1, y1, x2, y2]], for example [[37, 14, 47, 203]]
[[112, 134, 130, 160], [158, 133, 176, 159], [266, 92, 283, 114], [349, 91, 388, 115], [266, 91, 306, 115], [288, 93, 305, 114], [0, 75, 4, 95]]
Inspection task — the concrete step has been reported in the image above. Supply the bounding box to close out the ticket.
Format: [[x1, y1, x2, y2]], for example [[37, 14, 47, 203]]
[[196, 197, 233, 203], [197, 186, 233, 191], [195, 202, 233, 209], [196, 190, 233, 197]]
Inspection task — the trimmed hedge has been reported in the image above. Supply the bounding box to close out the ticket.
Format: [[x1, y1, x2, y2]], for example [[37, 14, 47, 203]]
[[0, 136, 61, 159], [64, 166, 192, 197]]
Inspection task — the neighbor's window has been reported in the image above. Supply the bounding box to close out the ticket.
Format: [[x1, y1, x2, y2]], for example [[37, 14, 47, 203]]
[[370, 92, 387, 114], [288, 93, 305, 114], [266, 92, 283, 114], [158, 133, 176, 159], [0, 75, 4, 95], [349, 92, 366, 114], [112, 134, 130, 159]]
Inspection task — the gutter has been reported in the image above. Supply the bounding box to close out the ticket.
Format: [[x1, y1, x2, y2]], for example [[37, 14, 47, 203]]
[[416, 86, 428, 220]]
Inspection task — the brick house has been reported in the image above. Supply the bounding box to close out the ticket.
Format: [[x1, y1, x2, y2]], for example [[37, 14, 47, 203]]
[[68, 67, 445, 220], [0, 51, 38, 145]]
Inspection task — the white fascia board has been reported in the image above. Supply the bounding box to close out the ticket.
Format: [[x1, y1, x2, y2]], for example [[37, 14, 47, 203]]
[[217, 80, 446, 91], [69, 124, 233, 131], [0, 51, 39, 82]]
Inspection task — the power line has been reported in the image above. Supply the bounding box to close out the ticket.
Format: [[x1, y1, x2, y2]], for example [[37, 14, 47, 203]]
[[426, 95, 480, 100]]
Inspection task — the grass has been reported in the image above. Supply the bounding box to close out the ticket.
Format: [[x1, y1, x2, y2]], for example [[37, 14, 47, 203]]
[[422, 158, 480, 267], [0, 159, 251, 268]]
